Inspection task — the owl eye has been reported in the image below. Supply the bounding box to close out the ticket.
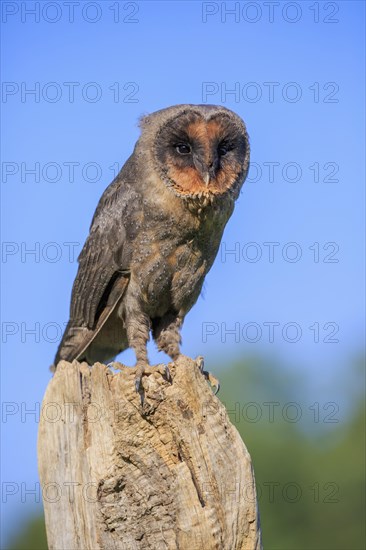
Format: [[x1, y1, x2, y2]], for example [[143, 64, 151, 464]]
[[175, 143, 191, 155], [218, 141, 232, 156]]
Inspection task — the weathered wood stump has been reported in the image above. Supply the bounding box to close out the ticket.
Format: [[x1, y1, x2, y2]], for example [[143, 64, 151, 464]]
[[38, 356, 262, 549]]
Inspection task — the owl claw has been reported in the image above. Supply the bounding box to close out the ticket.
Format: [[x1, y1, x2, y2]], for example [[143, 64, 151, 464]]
[[135, 376, 143, 393], [107, 361, 124, 371], [195, 356, 220, 394], [134, 362, 146, 394], [207, 374, 220, 394], [134, 363, 172, 395], [195, 355, 205, 372], [165, 364, 173, 383], [203, 371, 220, 394]]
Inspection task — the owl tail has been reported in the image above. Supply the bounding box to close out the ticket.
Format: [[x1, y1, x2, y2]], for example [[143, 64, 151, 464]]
[[52, 323, 95, 369]]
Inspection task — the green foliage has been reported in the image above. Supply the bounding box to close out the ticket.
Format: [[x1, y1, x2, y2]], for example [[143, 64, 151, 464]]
[[7, 515, 47, 550], [218, 357, 365, 550]]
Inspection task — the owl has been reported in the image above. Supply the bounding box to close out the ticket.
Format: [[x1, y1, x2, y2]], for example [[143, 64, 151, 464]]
[[55, 104, 250, 389]]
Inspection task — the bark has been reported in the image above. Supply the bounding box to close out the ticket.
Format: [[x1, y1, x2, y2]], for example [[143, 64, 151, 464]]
[[38, 356, 262, 550]]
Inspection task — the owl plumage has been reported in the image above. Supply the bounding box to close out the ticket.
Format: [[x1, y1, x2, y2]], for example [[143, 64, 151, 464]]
[[55, 104, 250, 387]]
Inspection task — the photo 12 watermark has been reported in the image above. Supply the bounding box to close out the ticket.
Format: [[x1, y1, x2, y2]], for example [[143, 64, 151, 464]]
[[1, 2, 140, 24], [1, 81, 140, 104], [1, 160, 125, 184], [201, 2, 340, 24], [247, 161, 340, 184], [1, 160, 341, 185], [1, 399, 340, 426], [201, 321, 340, 344], [1, 478, 340, 505], [219, 241, 340, 264], [202, 399, 340, 425], [2, 242, 80, 264], [201, 81, 339, 104]]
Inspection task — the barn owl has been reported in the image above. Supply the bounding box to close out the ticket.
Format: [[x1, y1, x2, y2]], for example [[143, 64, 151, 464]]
[[55, 104, 250, 390]]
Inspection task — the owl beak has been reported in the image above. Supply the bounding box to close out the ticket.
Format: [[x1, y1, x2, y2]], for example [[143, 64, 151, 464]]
[[203, 172, 210, 186], [193, 155, 217, 186], [205, 155, 220, 185]]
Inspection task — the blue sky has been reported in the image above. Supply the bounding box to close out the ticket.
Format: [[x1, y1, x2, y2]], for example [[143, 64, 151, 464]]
[[1, 0, 365, 544]]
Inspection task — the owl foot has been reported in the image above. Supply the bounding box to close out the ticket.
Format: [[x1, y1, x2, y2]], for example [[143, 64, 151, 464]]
[[107, 361, 125, 372], [134, 362, 172, 393], [195, 356, 220, 394]]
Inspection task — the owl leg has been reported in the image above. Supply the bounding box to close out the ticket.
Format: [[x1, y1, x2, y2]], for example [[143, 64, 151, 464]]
[[122, 300, 150, 388], [195, 355, 220, 394], [152, 316, 219, 391], [152, 313, 183, 361], [125, 311, 171, 393]]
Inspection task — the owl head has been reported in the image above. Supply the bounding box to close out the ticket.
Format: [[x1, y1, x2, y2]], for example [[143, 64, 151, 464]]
[[138, 104, 250, 204]]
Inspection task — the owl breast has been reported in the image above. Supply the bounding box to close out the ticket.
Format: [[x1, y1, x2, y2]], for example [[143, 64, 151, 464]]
[[131, 236, 208, 318], [124, 176, 233, 322]]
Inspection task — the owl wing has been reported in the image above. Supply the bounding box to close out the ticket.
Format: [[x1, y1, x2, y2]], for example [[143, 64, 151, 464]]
[[55, 156, 140, 364], [70, 212, 128, 328]]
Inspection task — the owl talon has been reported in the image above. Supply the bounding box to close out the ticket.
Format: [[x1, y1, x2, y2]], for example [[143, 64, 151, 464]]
[[135, 376, 143, 393], [203, 372, 220, 394], [164, 364, 172, 383], [134, 363, 173, 394], [107, 361, 124, 371], [195, 355, 205, 372], [195, 356, 220, 394], [134, 362, 146, 393]]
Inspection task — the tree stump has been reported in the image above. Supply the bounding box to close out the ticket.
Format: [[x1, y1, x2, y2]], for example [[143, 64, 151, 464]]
[[38, 356, 262, 550]]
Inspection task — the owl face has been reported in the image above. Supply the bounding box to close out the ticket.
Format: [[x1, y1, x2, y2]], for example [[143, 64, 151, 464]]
[[141, 105, 249, 201]]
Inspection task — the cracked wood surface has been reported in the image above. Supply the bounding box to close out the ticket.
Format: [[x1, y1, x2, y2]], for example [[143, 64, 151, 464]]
[[38, 356, 262, 550]]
